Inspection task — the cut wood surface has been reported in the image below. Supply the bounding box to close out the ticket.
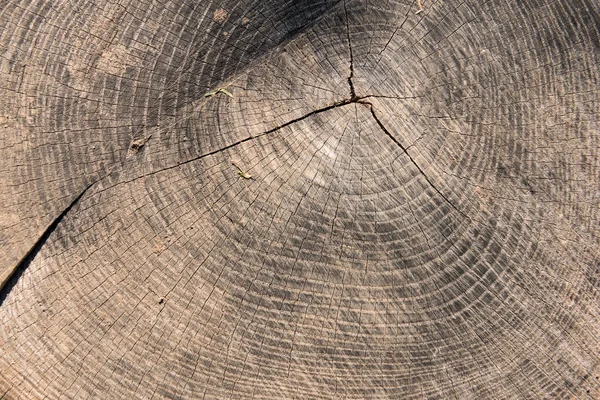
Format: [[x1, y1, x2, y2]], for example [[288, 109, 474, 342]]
[[1, 0, 599, 398]]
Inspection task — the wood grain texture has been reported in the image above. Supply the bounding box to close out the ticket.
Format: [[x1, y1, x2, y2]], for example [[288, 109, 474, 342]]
[[1, 0, 599, 398]]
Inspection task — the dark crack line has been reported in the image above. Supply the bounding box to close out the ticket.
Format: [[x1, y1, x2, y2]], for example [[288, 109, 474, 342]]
[[367, 103, 466, 217], [262, 97, 361, 135], [0, 181, 98, 306], [133, 97, 365, 180], [343, 0, 357, 99], [89, 96, 373, 199]]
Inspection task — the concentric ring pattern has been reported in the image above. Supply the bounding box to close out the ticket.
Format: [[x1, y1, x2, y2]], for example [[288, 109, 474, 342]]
[[1, 0, 599, 399]]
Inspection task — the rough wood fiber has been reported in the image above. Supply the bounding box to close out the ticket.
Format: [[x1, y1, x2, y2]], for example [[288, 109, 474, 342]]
[[0, 0, 599, 399]]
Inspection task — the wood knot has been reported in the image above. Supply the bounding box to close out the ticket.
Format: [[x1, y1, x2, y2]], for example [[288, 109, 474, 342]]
[[130, 135, 152, 151]]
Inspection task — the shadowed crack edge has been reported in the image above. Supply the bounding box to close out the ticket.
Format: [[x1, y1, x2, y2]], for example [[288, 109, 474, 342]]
[[0, 181, 97, 306]]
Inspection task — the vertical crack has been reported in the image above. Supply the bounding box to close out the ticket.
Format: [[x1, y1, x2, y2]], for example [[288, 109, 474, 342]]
[[0, 181, 97, 306], [367, 104, 465, 217], [343, 0, 357, 100]]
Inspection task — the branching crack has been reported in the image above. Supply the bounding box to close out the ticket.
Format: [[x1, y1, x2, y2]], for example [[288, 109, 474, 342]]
[[367, 104, 465, 217], [0, 95, 454, 306], [0, 181, 98, 306]]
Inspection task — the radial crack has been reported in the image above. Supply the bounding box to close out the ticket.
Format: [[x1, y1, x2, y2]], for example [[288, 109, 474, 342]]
[[0, 181, 98, 306], [123, 97, 365, 181], [367, 104, 465, 216], [343, 0, 357, 99]]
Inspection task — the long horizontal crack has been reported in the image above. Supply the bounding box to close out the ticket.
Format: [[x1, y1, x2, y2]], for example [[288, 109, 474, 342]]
[[123, 94, 408, 185], [134, 97, 365, 180], [367, 103, 466, 217], [0, 181, 97, 306]]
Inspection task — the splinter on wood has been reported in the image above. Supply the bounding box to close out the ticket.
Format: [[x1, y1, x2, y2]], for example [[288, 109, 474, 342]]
[[416, 0, 423, 14], [130, 134, 152, 151], [231, 160, 253, 180], [204, 88, 233, 98]]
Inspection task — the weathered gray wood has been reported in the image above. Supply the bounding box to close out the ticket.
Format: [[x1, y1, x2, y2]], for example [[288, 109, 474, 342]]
[[1, 0, 599, 398]]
